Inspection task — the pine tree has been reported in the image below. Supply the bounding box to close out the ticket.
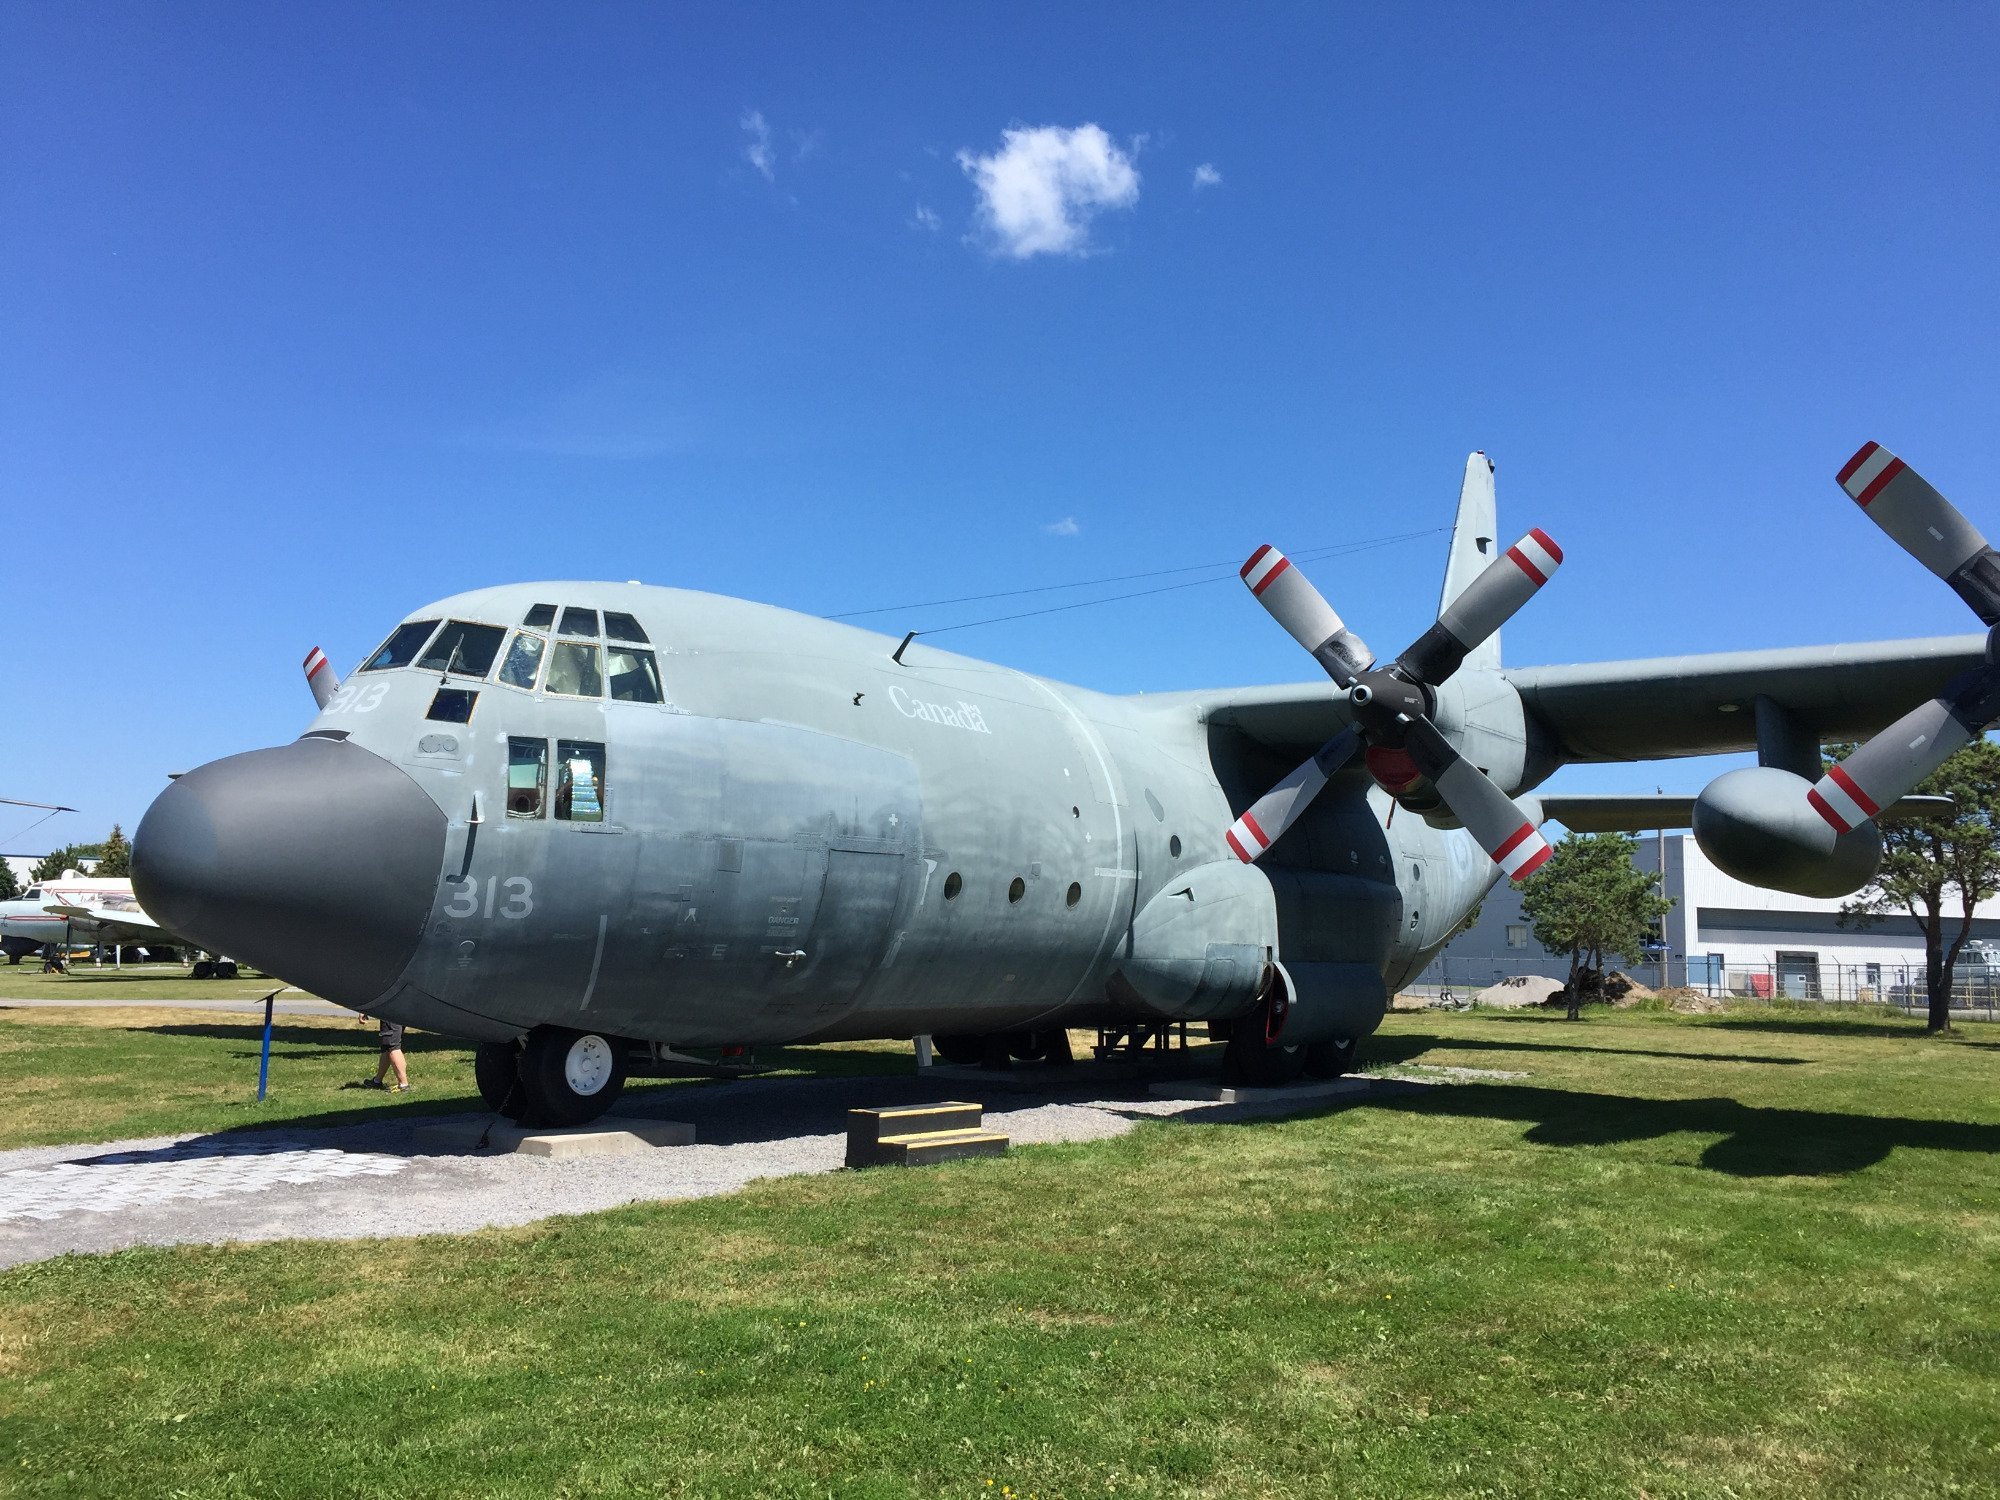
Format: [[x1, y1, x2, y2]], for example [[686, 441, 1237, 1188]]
[[95, 825, 132, 878], [0, 861, 18, 901]]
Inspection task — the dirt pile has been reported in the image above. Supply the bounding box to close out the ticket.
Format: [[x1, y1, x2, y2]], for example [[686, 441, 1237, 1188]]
[[1656, 986, 1724, 1013], [1474, 975, 1564, 1009]]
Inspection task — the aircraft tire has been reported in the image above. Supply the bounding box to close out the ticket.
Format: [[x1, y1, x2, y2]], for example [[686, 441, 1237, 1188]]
[[1303, 1038, 1357, 1079], [216, 960, 239, 979], [931, 1034, 984, 1066], [191, 960, 215, 979], [519, 1026, 628, 1127], [1222, 1029, 1308, 1088], [1007, 1031, 1047, 1061], [474, 1041, 527, 1119]]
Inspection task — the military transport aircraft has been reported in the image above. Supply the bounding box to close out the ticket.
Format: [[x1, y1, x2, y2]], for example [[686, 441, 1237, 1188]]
[[130, 445, 1990, 1126]]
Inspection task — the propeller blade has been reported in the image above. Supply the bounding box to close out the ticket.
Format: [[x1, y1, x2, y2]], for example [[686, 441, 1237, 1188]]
[[303, 646, 340, 710], [1396, 528, 1563, 685], [1806, 698, 1978, 834], [1240, 545, 1373, 685], [1224, 730, 1361, 863], [1401, 718, 1552, 880], [1838, 442, 2000, 624]]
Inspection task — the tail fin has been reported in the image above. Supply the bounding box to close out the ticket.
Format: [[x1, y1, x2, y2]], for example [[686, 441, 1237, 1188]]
[[1438, 452, 1500, 671]]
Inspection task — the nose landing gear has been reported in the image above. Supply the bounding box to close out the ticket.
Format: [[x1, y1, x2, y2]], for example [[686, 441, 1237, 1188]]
[[475, 1026, 629, 1127]]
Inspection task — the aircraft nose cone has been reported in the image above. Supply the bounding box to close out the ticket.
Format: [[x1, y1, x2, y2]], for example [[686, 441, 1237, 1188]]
[[133, 738, 447, 1008]]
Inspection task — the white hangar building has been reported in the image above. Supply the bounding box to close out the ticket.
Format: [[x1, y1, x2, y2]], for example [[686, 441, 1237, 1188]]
[[1419, 832, 2000, 1003]]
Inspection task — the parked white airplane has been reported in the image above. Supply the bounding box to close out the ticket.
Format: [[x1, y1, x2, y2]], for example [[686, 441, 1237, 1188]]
[[0, 873, 232, 973]]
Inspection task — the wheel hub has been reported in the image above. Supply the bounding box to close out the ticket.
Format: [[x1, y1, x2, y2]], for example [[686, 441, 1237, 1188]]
[[564, 1034, 614, 1096]]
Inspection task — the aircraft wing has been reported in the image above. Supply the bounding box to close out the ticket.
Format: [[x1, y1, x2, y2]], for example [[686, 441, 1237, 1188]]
[[1508, 634, 1985, 762], [1192, 680, 1349, 751], [1180, 633, 1984, 766], [47, 902, 166, 944]]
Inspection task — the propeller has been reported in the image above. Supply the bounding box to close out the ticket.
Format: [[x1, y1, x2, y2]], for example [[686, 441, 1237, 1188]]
[[1226, 532, 1564, 879], [303, 646, 341, 710], [1807, 443, 2000, 833]]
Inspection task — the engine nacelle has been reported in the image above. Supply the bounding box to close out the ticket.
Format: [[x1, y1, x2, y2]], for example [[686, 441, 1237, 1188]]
[[1692, 766, 1882, 898], [1265, 959, 1389, 1045], [1116, 859, 1277, 1020]]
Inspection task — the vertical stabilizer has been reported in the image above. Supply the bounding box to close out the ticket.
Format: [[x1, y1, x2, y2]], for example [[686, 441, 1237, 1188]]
[[1438, 452, 1500, 671]]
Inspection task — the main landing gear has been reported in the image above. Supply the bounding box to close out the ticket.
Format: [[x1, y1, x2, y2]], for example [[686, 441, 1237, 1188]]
[[930, 1029, 1075, 1069], [476, 1025, 629, 1127], [1220, 986, 1360, 1088]]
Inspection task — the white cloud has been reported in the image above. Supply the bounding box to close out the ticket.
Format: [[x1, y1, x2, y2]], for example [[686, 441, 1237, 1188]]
[[909, 205, 941, 232], [956, 124, 1141, 259], [740, 109, 774, 180], [1043, 516, 1081, 536], [1192, 163, 1222, 190]]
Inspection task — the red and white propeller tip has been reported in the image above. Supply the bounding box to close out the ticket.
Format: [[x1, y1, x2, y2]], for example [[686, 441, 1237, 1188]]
[[1393, 526, 1565, 691], [1810, 441, 2000, 835], [1240, 544, 1373, 683], [1425, 743, 1553, 880], [1225, 733, 1361, 863], [1807, 700, 1973, 835], [303, 646, 340, 710], [1837, 441, 1990, 586]]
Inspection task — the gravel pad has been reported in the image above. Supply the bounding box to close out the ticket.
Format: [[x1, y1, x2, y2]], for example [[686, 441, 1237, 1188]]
[[0, 1069, 1419, 1268]]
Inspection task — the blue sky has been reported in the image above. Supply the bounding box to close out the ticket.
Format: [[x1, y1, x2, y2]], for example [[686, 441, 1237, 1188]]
[[4, 3, 1997, 850]]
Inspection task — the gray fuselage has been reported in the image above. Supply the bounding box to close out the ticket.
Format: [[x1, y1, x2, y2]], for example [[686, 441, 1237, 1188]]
[[139, 581, 1513, 1048]]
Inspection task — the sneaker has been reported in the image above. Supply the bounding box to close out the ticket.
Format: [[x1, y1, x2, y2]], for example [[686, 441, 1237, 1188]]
[[391, 1084, 411, 1093], [359, 1078, 385, 1090]]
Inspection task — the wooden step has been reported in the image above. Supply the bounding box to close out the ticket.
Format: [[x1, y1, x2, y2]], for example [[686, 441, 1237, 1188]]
[[866, 1127, 1010, 1167], [846, 1101, 982, 1152]]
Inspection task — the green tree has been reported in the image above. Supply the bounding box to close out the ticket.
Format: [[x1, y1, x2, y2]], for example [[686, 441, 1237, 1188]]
[[0, 861, 18, 901], [1840, 737, 2000, 1034], [95, 825, 131, 878], [29, 843, 103, 883], [1519, 832, 1676, 1020]]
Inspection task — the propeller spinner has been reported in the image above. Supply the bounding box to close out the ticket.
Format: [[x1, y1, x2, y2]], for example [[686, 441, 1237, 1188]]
[[1225, 532, 1564, 880], [1807, 444, 2000, 833]]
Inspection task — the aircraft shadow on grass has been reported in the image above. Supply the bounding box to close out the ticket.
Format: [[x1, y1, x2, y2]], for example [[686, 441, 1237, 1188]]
[[1363, 1031, 1807, 1069], [1702, 1015, 2000, 1049], [1187, 1080, 2000, 1179]]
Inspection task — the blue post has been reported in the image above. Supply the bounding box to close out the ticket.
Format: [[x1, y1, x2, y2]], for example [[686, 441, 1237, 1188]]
[[257, 989, 277, 1101]]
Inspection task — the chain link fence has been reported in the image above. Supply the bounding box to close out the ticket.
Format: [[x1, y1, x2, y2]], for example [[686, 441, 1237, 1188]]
[[1407, 953, 2000, 1021]]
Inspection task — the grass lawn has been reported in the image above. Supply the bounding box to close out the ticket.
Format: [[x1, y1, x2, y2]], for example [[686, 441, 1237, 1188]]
[[0, 961, 305, 1002], [0, 1007, 918, 1152], [4, 1006, 1998, 1498]]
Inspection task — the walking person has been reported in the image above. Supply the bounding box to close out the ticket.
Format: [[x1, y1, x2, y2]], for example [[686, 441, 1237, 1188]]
[[361, 1018, 410, 1092]]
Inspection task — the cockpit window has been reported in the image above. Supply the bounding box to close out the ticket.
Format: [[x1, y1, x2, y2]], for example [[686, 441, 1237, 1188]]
[[555, 740, 606, 822], [23, 887, 41, 900], [498, 631, 545, 690], [607, 646, 664, 703], [417, 621, 506, 679], [603, 611, 650, 644], [427, 688, 477, 723], [360, 620, 440, 672], [559, 607, 599, 637], [545, 641, 604, 697], [523, 603, 556, 629], [507, 738, 547, 817]]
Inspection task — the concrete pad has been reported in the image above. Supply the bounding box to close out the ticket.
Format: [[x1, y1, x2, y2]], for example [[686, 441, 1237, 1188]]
[[413, 1117, 695, 1157], [1147, 1076, 1379, 1106], [923, 1058, 1193, 1092]]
